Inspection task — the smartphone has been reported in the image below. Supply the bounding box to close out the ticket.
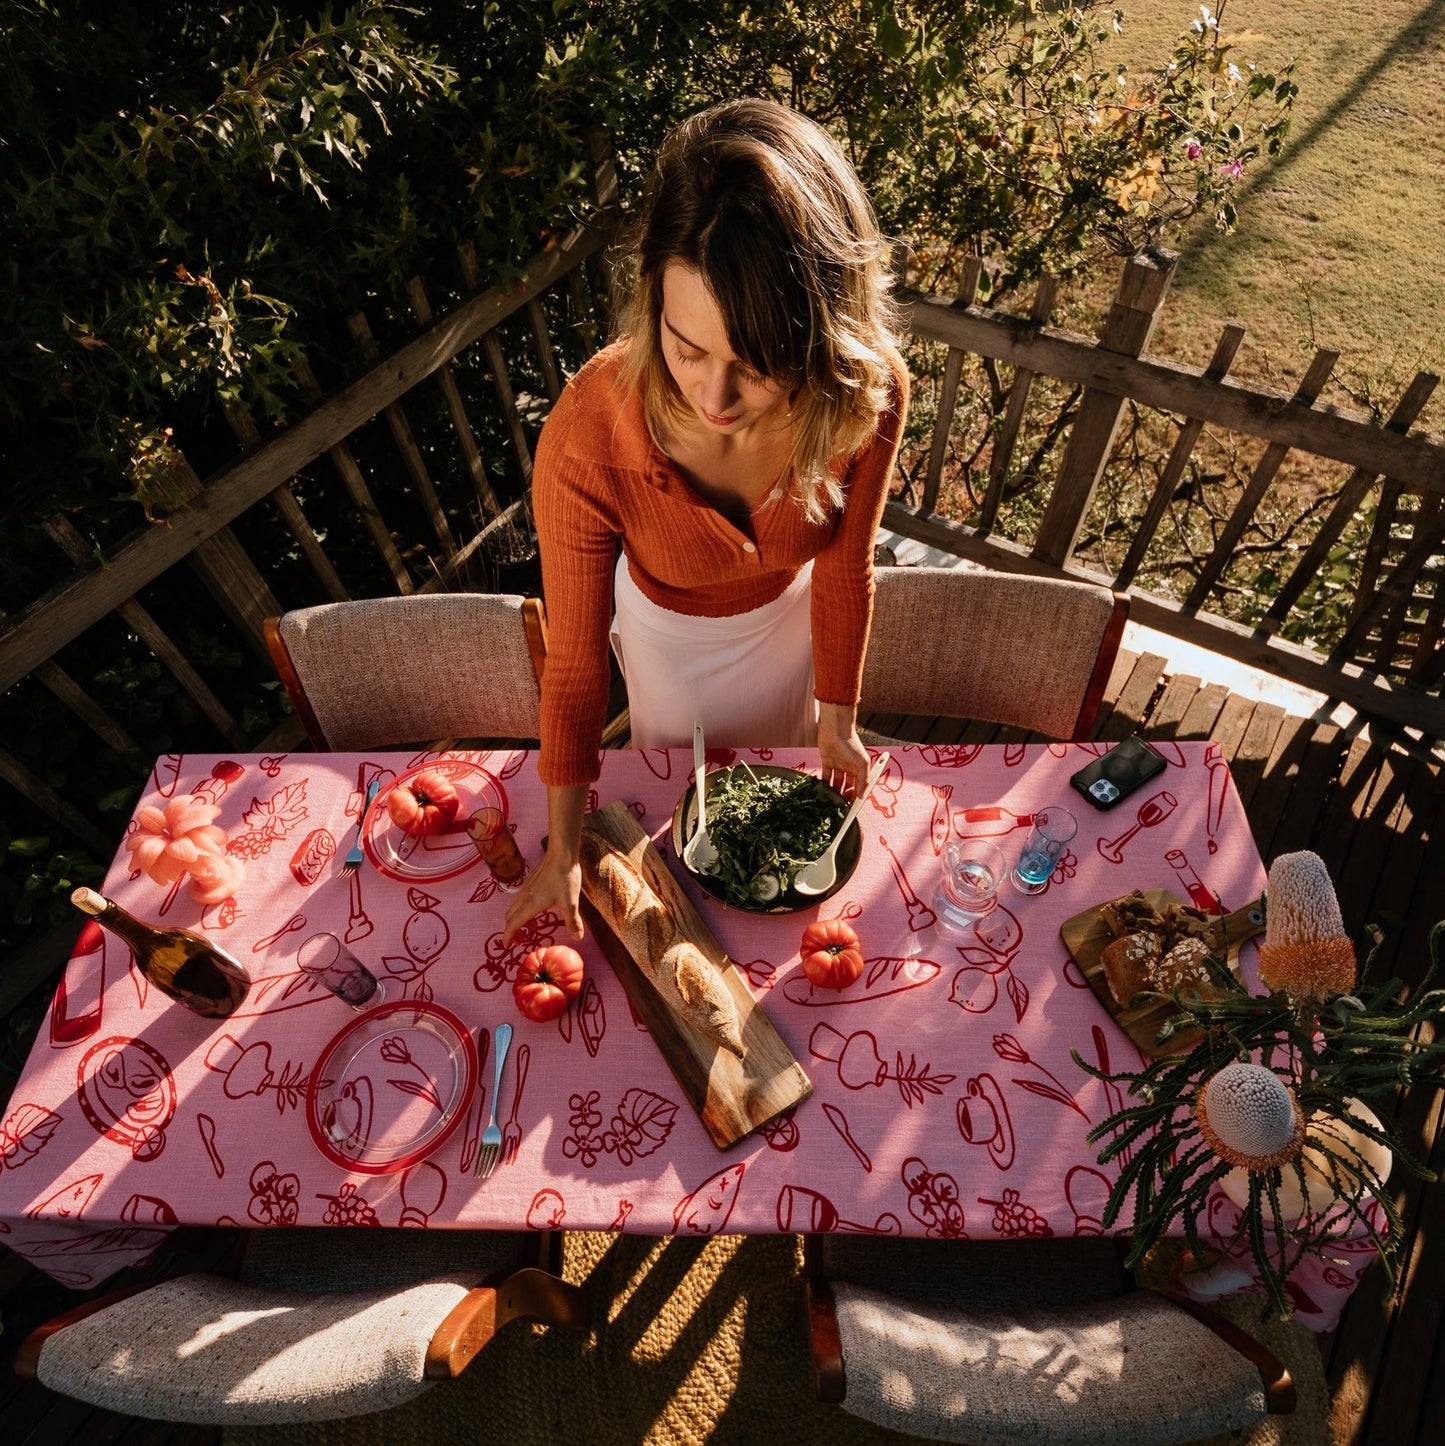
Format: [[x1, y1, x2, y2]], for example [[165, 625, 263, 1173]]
[[1070, 736, 1168, 810]]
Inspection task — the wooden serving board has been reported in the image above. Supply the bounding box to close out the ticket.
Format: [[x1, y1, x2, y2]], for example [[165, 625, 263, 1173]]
[[1061, 889, 1266, 1057], [579, 801, 813, 1150]]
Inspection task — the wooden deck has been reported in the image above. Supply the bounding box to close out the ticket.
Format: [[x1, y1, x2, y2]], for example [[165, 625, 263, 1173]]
[[2, 649, 1442, 1444]]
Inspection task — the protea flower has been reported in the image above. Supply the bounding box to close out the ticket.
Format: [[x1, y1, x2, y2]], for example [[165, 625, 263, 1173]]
[[1195, 1061, 1305, 1171], [1256, 850, 1356, 1003]]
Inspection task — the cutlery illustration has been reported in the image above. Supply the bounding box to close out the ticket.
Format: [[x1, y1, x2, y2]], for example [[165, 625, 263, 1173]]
[[344, 866, 374, 943], [878, 834, 937, 930], [252, 913, 307, 953], [821, 1102, 872, 1172], [501, 1042, 530, 1166], [459, 1026, 491, 1175]]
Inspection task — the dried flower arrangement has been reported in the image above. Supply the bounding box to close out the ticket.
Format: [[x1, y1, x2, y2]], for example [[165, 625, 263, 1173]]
[[1074, 850, 1445, 1318]]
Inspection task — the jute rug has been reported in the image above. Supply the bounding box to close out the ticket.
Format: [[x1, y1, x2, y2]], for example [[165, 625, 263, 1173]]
[[225, 1233, 1333, 1446]]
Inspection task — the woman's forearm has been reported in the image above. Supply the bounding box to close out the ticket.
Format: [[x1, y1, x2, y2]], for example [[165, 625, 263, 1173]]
[[502, 782, 589, 943]]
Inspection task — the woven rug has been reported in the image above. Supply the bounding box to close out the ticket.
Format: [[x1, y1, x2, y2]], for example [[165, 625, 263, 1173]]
[[224, 1233, 1332, 1446]]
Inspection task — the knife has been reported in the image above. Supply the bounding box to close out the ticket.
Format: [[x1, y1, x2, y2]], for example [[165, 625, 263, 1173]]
[[344, 777, 381, 870]]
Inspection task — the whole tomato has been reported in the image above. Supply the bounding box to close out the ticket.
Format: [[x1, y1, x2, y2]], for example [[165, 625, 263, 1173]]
[[800, 919, 865, 990], [513, 945, 586, 1023], [385, 769, 461, 837]]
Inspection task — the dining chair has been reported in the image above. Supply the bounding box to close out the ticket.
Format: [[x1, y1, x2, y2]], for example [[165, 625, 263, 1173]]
[[264, 593, 549, 750], [801, 1235, 1295, 1445], [859, 565, 1128, 742], [17, 1226, 587, 1425]]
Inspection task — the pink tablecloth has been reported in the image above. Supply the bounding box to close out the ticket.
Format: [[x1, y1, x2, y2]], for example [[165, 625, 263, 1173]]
[[0, 743, 1376, 1326]]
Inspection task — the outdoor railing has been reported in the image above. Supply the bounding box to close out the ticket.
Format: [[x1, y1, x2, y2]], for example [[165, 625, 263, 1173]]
[[4, 194, 1444, 1000]]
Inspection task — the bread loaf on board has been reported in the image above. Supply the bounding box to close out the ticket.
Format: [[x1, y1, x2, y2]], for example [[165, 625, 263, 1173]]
[[580, 830, 747, 1060]]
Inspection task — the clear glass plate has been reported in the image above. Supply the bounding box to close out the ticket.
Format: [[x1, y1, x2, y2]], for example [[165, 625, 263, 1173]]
[[363, 757, 508, 883], [307, 1000, 478, 1175]]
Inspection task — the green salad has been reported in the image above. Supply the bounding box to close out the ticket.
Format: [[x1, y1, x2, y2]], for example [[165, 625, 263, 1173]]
[[696, 765, 848, 907]]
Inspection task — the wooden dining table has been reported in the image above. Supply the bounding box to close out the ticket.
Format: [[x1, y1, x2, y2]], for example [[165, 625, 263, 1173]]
[[0, 742, 1379, 1328]]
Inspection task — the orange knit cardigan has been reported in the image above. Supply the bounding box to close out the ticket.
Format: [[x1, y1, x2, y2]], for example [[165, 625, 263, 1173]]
[[533, 342, 909, 785]]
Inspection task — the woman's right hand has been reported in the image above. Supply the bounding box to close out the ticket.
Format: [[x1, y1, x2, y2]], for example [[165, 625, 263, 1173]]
[[503, 843, 583, 945], [503, 782, 589, 945]]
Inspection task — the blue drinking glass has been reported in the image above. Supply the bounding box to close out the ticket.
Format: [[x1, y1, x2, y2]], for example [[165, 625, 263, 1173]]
[[1010, 806, 1078, 895]]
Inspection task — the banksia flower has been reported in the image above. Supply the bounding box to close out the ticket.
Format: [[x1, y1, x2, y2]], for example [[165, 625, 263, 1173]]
[[1257, 851, 1356, 1002], [1195, 1061, 1305, 1171]]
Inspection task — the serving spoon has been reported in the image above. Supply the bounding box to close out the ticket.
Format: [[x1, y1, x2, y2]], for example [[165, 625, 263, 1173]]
[[682, 722, 720, 874], [792, 751, 890, 897]]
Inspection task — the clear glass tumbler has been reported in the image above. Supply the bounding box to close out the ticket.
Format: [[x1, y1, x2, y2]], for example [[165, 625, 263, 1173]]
[[297, 931, 385, 1010], [466, 806, 527, 891], [1010, 806, 1078, 894], [934, 840, 1006, 935]]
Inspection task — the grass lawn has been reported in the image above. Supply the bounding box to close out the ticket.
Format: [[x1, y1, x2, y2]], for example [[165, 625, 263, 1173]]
[[1110, 0, 1445, 429]]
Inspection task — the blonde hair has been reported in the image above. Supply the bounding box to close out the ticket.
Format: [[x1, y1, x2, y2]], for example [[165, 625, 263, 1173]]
[[618, 99, 898, 522]]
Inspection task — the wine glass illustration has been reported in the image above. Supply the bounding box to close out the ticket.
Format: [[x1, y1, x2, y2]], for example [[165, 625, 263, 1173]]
[[1097, 791, 1177, 864]]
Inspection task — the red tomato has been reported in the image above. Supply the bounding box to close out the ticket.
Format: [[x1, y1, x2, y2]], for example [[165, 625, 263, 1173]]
[[800, 919, 865, 990], [386, 769, 461, 837], [513, 945, 586, 1023]]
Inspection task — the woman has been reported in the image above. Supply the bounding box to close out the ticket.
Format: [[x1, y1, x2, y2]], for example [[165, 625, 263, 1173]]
[[503, 97, 908, 944]]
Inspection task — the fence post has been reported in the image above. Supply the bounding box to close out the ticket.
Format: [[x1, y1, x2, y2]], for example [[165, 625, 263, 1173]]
[[1032, 249, 1177, 569]]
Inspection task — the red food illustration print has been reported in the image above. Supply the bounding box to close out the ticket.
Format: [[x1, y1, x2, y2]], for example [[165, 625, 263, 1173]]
[[197, 1114, 225, 1178], [1205, 741, 1229, 855], [563, 1088, 677, 1169], [192, 759, 245, 804], [992, 1033, 1088, 1120], [228, 779, 310, 859], [0, 1103, 63, 1172], [501, 1045, 529, 1166], [382, 888, 450, 1001], [980, 1188, 1052, 1238], [399, 1161, 446, 1226], [381, 1034, 446, 1113], [253, 913, 307, 954], [640, 749, 673, 779], [1002, 742, 1026, 767], [610, 1200, 633, 1231], [77, 1037, 176, 1161], [289, 828, 336, 886], [1166, 847, 1224, 913], [902, 1156, 967, 1238], [555, 977, 605, 1056], [784, 951, 940, 1007], [865, 751, 903, 818], [121, 1193, 178, 1225], [878, 835, 937, 931], [203, 1036, 308, 1113], [28, 1173, 102, 1220], [494, 749, 527, 780], [808, 1023, 955, 1105], [734, 956, 779, 990], [674, 1163, 745, 1235], [259, 754, 287, 777], [344, 867, 374, 944], [475, 914, 557, 994], [1097, 790, 1177, 864], [928, 784, 953, 853], [918, 744, 981, 769], [759, 1109, 801, 1152], [527, 1189, 567, 1229], [50, 921, 105, 1046], [946, 904, 1028, 1019], [821, 1102, 871, 1171], [1065, 1166, 1114, 1235], [951, 805, 1035, 839], [321, 1077, 373, 1159], [957, 1073, 1015, 1170], [248, 1160, 301, 1225], [152, 754, 184, 797], [317, 1181, 379, 1226], [201, 896, 243, 932], [775, 1184, 901, 1235]]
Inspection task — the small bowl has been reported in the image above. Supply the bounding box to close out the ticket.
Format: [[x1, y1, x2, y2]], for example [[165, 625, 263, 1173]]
[[670, 764, 862, 914]]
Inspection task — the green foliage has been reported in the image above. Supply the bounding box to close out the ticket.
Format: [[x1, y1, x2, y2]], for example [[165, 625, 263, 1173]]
[[1074, 921, 1445, 1319]]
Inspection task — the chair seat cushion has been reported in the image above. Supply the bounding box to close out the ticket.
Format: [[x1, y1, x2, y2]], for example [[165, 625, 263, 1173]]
[[832, 1284, 1267, 1445], [36, 1271, 472, 1425]]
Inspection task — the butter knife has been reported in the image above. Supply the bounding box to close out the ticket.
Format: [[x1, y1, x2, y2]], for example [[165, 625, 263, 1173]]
[[343, 777, 381, 871]]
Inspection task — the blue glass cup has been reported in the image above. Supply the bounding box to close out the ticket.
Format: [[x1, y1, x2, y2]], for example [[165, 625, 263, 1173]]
[[1010, 806, 1078, 894]]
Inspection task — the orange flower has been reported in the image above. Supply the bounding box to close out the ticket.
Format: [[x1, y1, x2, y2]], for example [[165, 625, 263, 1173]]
[[1257, 851, 1356, 1002], [123, 793, 244, 901]]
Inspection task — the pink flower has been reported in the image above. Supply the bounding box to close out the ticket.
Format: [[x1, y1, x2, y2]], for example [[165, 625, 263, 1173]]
[[124, 792, 243, 901], [1220, 159, 1244, 178], [1186, 139, 1203, 159]]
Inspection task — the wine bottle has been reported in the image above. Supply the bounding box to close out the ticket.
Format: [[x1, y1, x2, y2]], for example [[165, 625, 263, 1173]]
[[71, 887, 250, 1018]]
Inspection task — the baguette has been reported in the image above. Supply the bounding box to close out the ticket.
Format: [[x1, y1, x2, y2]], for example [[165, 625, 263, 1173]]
[[580, 831, 747, 1060]]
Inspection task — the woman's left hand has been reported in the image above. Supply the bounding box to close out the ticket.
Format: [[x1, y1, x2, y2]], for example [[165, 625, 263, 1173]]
[[817, 702, 869, 795]]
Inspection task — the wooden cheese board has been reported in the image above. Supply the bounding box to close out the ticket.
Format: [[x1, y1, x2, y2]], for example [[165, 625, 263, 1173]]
[[578, 801, 813, 1149], [1060, 888, 1266, 1057]]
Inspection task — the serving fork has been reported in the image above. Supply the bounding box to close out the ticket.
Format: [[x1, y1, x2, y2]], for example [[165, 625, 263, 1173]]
[[341, 777, 381, 877], [474, 1020, 512, 1179]]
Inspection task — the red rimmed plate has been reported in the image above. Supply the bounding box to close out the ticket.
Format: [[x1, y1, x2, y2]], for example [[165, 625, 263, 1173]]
[[363, 757, 508, 883], [307, 1000, 477, 1175]]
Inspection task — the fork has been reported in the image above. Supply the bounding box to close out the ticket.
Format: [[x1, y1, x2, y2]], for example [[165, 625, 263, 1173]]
[[341, 777, 381, 877], [474, 1021, 512, 1179]]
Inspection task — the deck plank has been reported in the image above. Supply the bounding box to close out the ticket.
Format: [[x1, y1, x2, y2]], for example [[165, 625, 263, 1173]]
[[1096, 652, 1168, 740]]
